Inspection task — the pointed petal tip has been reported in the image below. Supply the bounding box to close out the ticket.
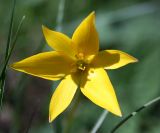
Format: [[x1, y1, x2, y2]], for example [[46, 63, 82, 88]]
[[131, 57, 139, 63], [117, 111, 122, 117], [110, 106, 122, 117], [42, 25, 51, 35], [105, 100, 122, 117], [10, 63, 17, 69], [112, 108, 122, 117], [121, 51, 139, 63], [116, 105, 122, 117], [10, 62, 25, 72], [49, 115, 53, 123], [90, 11, 95, 15], [10, 62, 23, 70], [42, 25, 47, 32], [134, 58, 139, 62], [42, 24, 47, 29], [89, 11, 95, 19], [49, 112, 57, 123]]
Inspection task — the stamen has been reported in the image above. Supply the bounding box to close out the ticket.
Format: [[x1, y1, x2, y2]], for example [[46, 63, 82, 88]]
[[76, 60, 87, 71], [78, 64, 86, 71]]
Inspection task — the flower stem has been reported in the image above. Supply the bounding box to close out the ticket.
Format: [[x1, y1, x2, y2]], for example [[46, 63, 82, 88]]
[[55, 0, 66, 31], [64, 89, 81, 133], [110, 96, 160, 133], [90, 110, 108, 133]]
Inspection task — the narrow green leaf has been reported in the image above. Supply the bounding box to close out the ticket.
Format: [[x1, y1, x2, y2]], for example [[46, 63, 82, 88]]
[[0, 0, 16, 108], [0, 15, 25, 108], [0, 16, 25, 80], [5, 0, 16, 60]]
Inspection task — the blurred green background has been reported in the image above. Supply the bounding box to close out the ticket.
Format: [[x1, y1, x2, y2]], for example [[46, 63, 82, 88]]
[[0, 0, 160, 133]]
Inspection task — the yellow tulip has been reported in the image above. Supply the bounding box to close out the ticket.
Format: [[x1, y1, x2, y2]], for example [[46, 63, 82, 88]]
[[11, 12, 138, 122]]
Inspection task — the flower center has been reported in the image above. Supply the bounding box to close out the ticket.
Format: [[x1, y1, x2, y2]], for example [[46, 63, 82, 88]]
[[75, 53, 89, 71], [76, 60, 87, 71], [70, 53, 89, 73]]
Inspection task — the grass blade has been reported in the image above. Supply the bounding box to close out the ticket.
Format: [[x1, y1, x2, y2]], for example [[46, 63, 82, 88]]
[[0, 15, 25, 108], [0, 15, 25, 80], [5, 0, 16, 59], [110, 96, 160, 133], [0, 0, 16, 108]]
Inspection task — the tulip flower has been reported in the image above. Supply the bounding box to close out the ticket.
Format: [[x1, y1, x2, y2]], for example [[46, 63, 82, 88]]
[[11, 12, 138, 122]]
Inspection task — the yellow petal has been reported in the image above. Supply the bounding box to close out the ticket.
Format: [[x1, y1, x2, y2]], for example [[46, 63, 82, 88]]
[[11, 51, 74, 80], [42, 25, 75, 58], [49, 75, 77, 122], [72, 12, 99, 57], [92, 50, 138, 69], [80, 68, 122, 116]]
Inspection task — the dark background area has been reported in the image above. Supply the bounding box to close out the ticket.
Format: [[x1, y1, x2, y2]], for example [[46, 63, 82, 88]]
[[0, 0, 160, 133]]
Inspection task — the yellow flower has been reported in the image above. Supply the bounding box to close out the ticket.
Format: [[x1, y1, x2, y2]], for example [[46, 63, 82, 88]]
[[11, 12, 138, 122]]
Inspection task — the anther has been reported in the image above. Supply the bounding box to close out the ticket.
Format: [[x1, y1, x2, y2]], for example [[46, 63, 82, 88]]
[[78, 64, 86, 71], [76, 60, 87, 71]]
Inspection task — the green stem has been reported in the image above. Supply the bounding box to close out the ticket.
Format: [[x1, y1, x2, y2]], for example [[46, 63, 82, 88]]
[[90, 110, 108, 133], [64, 89, 81, 133], [55, 0, 66, 31], [110, 96, 160, 133]]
